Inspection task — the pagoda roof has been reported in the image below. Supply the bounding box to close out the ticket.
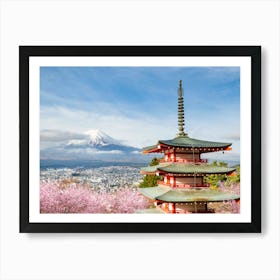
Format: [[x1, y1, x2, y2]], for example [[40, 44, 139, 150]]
[[141, 163, 235, 175], [142, 136, 231, 153], [139, 186, 240, 202]]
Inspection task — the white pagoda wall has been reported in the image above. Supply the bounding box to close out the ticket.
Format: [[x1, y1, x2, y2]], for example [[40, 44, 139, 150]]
[[164, 153, 201, 161], [175, 177, 203, 185], [175, 153, 200, 161]]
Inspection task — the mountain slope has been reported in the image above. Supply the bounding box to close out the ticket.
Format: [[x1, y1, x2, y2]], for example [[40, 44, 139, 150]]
[[65, 129, 120, 147], [41, 129, 143, 161]]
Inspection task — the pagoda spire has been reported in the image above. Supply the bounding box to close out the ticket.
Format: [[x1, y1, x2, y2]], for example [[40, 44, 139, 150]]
[[177, 80, 187, 137]]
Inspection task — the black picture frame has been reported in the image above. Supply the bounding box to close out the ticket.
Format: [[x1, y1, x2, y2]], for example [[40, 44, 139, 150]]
[[19, 46, 261, 233]]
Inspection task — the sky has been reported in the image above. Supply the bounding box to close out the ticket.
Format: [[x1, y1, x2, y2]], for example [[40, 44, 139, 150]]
[[40, 66, 240, 162]]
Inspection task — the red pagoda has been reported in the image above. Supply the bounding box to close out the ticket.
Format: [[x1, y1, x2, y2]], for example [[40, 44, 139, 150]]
[[139, 80, 239, 213]]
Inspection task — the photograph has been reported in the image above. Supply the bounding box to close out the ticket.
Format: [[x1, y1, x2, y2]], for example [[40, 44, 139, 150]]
[[40, 67, 240, 215]]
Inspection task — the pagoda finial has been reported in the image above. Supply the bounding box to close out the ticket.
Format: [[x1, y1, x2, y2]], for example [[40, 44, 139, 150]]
[[179, 80, 183, 96], [177, 80, 187, 137]]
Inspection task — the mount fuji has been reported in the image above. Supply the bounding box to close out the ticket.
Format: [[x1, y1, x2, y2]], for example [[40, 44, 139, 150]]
[[66, 129, 123, 148], [40, 129, 146, 162]]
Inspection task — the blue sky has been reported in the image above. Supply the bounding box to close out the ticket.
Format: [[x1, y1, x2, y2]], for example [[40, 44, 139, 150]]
[[40, 66, 240, 161]]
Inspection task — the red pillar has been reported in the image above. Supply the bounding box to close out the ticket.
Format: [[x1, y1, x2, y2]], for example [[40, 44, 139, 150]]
[[169, 203, 176, 213]]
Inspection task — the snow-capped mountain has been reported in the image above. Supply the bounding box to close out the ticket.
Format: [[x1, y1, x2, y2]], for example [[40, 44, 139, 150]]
[[41, 129, 145, 161], [87, 129, 121, 146], [66, 129, 121, 147]]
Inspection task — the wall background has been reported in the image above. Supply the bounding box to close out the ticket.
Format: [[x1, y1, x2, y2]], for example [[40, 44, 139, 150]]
[[0, 0, 279, 279]]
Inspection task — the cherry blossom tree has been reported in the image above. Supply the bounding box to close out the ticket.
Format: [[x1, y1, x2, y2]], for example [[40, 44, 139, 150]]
[[40, 182, 151, 214]]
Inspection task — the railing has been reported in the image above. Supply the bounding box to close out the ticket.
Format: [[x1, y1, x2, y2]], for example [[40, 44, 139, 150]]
[[174, 183, 210, 188], [159, 158, 208, 164], [157, 181, 210, 188]]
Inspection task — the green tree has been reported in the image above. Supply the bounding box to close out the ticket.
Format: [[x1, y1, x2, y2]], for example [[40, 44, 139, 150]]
[[225, 165, 240, 186], [204, 161, 228, 189], [139, 157, 163, 188], [204, 161, 240, 189], [149, 157, 160, 166]]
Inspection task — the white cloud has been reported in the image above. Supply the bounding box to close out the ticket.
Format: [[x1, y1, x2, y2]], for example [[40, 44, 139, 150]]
[[201, 151, 240, 164], [40, 105, 177, 148], [40, 129, 85, 142], [94, 150, 124, 155], [40, 104, 240, 162], [221, 132, 240, 141], [66, 148, 124, 155], [131, 150, 142, 154]]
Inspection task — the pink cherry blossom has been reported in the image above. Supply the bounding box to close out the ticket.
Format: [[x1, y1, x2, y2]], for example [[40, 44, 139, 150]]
[[40, 182, 151, 214]]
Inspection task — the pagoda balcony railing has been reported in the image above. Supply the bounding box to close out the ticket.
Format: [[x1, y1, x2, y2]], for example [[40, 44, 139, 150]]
[[159, 158, 208, 164], [157, 181, 210, 188]]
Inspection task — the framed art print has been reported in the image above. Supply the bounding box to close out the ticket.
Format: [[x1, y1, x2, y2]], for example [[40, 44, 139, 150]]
[[19, 46, 261, 233]]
